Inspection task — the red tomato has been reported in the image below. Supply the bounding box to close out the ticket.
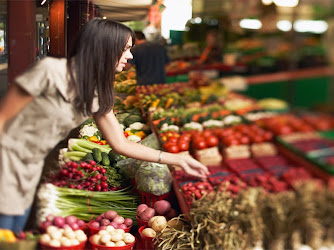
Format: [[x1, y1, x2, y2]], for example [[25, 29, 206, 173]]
[[166, 144, 180, 153], [178, 141, 189, 151], [179, 135, 191, 142], [206, 135, 219, 147], [194, 139, 207, 149], [223, 137, 239, 146], [168, 136, 179, 143], [239, 136, 250, 144], [202, 129, 213, 138]]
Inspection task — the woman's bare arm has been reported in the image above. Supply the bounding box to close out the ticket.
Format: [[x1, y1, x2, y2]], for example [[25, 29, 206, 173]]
[[93, 110, 209, 179]]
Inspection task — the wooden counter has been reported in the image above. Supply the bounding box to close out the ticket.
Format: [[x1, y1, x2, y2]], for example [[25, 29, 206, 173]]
[[246, 66, 334, 85]]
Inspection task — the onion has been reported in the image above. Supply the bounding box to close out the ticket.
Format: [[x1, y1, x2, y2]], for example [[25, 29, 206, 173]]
[[40, 234, 51, 244], [106, 241, 116, 247], [40, 221, 53, 232], [90, 221, 100, 229], [64, 228, 75, 239], [110, 233, 123, 242], [100, 225, 106, 230], [76, 233, 87, 243], [115, 240, 126, 247], [109, 222, 118, 229], [113, 216, 124, 225], [53, 216, 65, 228], [49, 230, 62, 240], [95, 215, 103, 222], [60, 237, 72, 247], [104, 210, 118, 220], [65, 215, 77, 225], [98, 230, 108, 236], [123, 233, 135, 244], [49, 239, 61, 247], [100, 233, 111, 244], [118, 224, 127, 230], [91, 234, 101, 245], [106, 225, 115, 233], [46, 225, 58, 235], [70, 239, 80, 246], [114, 229, 125, 235], [77, 219, 85, 228], [124, 218, 133, 227], [70, 223, 79, 231], [100, 218, 110, 226]]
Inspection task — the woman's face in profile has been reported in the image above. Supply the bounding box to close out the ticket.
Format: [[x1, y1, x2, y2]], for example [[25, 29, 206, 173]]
[[115, 36, 133, 73]]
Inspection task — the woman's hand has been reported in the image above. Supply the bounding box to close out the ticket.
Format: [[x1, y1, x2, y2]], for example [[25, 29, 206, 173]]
[[177, 154, 209, 179]]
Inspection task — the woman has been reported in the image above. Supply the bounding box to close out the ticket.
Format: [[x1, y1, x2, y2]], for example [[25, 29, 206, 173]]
[[0, 19, 208, 233]]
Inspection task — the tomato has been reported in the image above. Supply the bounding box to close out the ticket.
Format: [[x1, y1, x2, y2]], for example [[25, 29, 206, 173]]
[[206, 135, 219, 147], [166, 144, 180, 153], [179, 135, 191, 142], [239, 136, 250, 144], [163, 141, 176, 151], [202, 129, 213, 138], [178, 141, 189, 151], [194, 139, 207, 150], [223, 137, 239, 146], [263, 131, 273, 141], [168, 136, 179, 143]]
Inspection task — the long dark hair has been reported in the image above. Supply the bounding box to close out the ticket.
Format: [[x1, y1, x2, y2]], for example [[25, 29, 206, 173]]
[[67, 18, 135, 117]]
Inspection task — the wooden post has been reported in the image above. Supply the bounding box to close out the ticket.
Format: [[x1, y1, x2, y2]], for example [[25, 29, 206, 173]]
[[67, 0, 82, 56], [49, 0, 66, 57], [7, 0, 36, 84]]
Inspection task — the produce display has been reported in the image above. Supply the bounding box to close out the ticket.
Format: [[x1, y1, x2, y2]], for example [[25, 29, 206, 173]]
[[5, 70, 334, 250]]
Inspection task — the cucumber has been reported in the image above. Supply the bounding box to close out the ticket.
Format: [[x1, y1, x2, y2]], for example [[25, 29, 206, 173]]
[[83, 152, 94, 162], [92, 148, 102, 163], [101, 152, 111, 166]]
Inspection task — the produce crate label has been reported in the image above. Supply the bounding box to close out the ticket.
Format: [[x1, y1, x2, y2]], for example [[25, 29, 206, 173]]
[[223, 145, 251, 159], [251, 142, 277, 157]]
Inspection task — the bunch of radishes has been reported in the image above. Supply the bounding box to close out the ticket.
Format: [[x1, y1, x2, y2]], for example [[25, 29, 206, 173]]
[[136, 200, 178, 222], [89, 210, 133, 231], [39, 225, 87, 247], [39, 214, 85, 233]]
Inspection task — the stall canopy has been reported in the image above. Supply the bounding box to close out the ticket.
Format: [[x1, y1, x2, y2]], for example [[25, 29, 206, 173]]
[[94, 0, 153, 21]]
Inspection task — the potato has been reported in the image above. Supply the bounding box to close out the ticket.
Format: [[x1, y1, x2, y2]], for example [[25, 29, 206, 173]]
[[139, 207, 155, 222], [148, 216, 160, 228], [141, 228, 156, 238], [154, 200, 171, 215], [151, 216, 167, 232]]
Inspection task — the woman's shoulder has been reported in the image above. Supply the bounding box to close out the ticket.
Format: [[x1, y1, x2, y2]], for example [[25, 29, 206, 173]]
[[39, 56, 67, 66]]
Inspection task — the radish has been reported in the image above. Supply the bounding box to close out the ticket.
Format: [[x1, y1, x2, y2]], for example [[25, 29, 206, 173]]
[[46, 214, 55, 222], [90, 221, 100, 229], [100, 218, 110, 226]]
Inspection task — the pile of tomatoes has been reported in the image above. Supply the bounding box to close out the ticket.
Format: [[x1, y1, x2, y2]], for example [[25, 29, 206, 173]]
[[160, 129, 220, 153], [181, 181, 214, 204], [160, 131, 191, 153]]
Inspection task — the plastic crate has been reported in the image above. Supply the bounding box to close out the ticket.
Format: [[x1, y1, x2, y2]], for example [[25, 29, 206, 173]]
[[138, 190, 171, 208]]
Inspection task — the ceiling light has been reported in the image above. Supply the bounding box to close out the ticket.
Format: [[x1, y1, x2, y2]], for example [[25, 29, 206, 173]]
[[41, 0, 47, 5], [262, 0, 273, 5], [277, 20, 292, 32], [239, 19, 262, 30], [294, 20, 328, 34], [102, 16, 107, 19], [194, 17, 202, 24], [273, 0, 299, 7]]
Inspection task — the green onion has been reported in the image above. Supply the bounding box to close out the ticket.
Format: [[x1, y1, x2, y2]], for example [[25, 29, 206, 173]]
[[68, 138, 111, 153], [37, 183, 139, 223]]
